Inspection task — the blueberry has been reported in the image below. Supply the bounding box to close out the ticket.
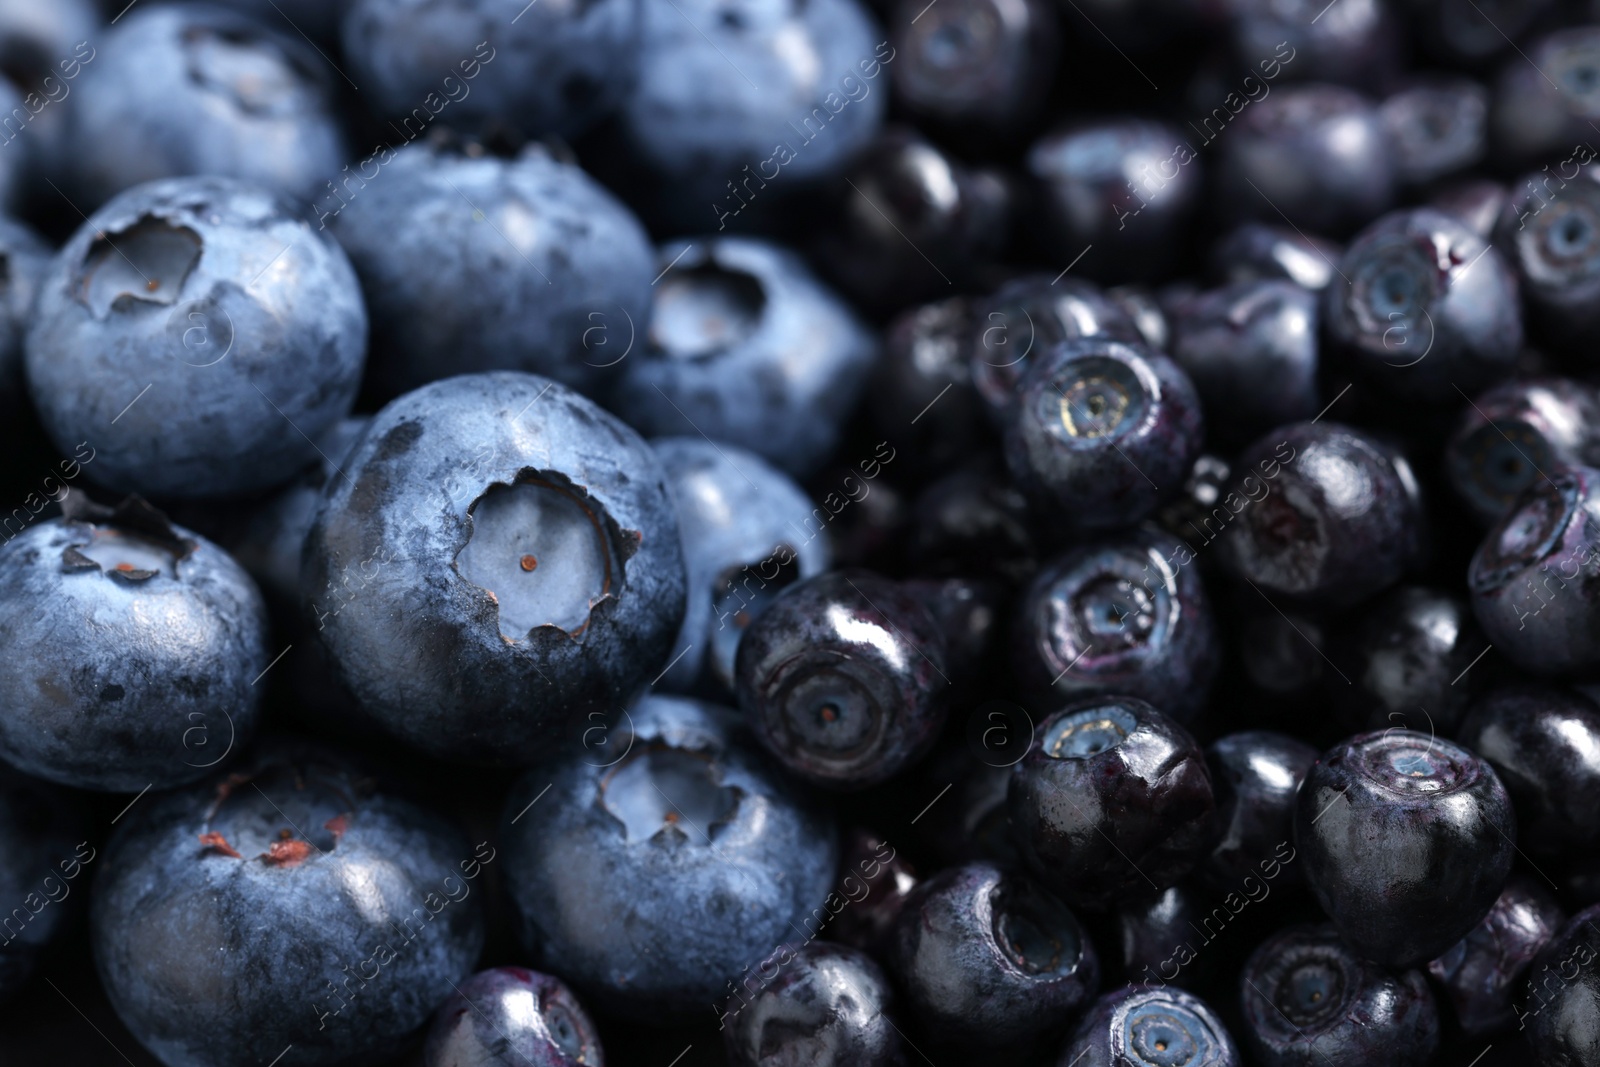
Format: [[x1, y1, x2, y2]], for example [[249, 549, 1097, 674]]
[[1013, 527, 1219, 722], [1378, 78, 1489, 187], [722, 941, 902, 1067], [825, 827, 918, 957], [1447, 377, 1600, 526], [1208, 223, 1341, 292], [328, 141, 653, 402], [1493, 169, 1600, 351], [1491, 26, 1600, 167], [1116, 884, 1226, 992], [0, 766, 87, 999], [906, 455, 1039, 586], [1294, 729, 1515, 967], [1009, 697, 1215, 911], [1415, 0, 1551, 67], [1325, 208, 1522, 402], [1227, 0, 1397, 89], [611, 237, 879, 479], [499, 695, 837, 1022], [889, 0, 1057, 135], [1169, 280, 1320, 444], [92, 744, 486, 1067], [302, 372, 687, 764], [1203, 731, 1316, 893], [0, 493, 266, 791], [1003, 339, 1204, 531], [735, 570, 949, 789], [1028, 119, 1203, 283], [1058, 984, 1240, 1067], [1216, 422, 1424, 608], [903, 575, 1005, 691], [343, 0, 641, 139], [888, 861, 1099, 1053], [1429, 178, 1509, 239], [1522, 904, 1600, 1061], [652, 435, 831, 694], [1239, 923, 1440, 1067], [61, 5, 346, 208], [868, 296, 992, 480], [1236, 601, 1331, 706], [0, 215, 50, 430], [1428, 875, 1564, 1038], [424, 967, 604, 1067], [1215, 84, 1395, 235], [25, 176, 368, 500], [1458, 685, 1600, 864], [1109, 285, 1172, 351], [1468, 466, 1600, 676]]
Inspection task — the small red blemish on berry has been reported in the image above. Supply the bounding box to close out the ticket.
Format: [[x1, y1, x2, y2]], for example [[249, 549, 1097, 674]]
[[506, 967, 536, 983], [324, 813, 350, 839], [146, 279, 160, 292], [263, 839, 315, 867], [664, 811, 680, 823], [115, 562, 135, 572], [520, 554, 538, 572], [198, 831, 241, 858]]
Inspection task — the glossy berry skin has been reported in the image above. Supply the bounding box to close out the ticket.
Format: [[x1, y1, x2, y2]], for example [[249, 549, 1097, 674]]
[[1491, 27, 1600, 167], [1058, 985, 1239, 1067], [613, 237, 878, 479], [500, 696, 837, 1022], [0, 495, 266, 792], [424, 967, 604, 1067], [343, 0, 640, 139], [1013, 528, 1219, 723], [1116, 884, 1226, 992], [1215, 84, 1395, 236], [653, 437, 830, 694], [1447, 378, 1600, 526], [302, 373, 686, 764], [888, 861, 1098, 1052], [1204, 731, 1316, 892], [1325, 208, 1522, 402], [827, 828, 919, 957], [0, 767, 88, 1000], [735, 570, 948, 790], [1458, 685, 1600, 864], [1428, 875, 1563, 1039], [1378, 78, 1488, 187], [1468, 466, 1600, 676], [869, 297, 990, 479], [61, 5, 345, 208], [1208, 223, 1341, 292], [1004, 339, 1204, 531], [1009, 698, 1215, 911], [1523, 905, 1600, 1063], [1169, 280, 1320, 444], [92, 745, 486, 1067], [25, 176, 367, 500], [329, 142, 652, 402], [1028, 119, 1202, 283], [1430, 178, 1509, 239], [1294, 730, 1516, 967], [907, 456, 1039, 585], [722, 942, 902, 1067], [1216, 422, 1424, 608], [889, 0, 1056, 135], [1239, 924, 1439, 1067], [1493, 171, 1600, 351]]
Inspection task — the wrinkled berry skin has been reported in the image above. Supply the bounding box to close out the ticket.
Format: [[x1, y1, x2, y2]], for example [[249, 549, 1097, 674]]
[[0, 767, 88, 1000], [344, 0, 640, 139], [1215, 84, 1395, 235], [424, 967, 604, 1067], [888, 862, 1098, 1053], [1013, 528, 1219, 723], [1325, 208, 1522, 403], [1240, 923, 1439, 1067], [1028, 119, 1202, 284], [1169, 280, 1320, 444], [1204, 731, 1316, 893], [329, 142, 653, 402], [869, 297, 990, 479], [613, 237, 878, 479], [1428, 876, 1564, 1038], [1378, 78, 1488, 187], [1523, 905, 1600, 1063], [653, 437, 830, 694], [1216, 422, 1424, 608], [1009, 698, 1215, 912], [1448, 378, 1600, 527], [722, 942, 902, 1067], [25, 176, 367, 500], [1004, 340, 1204, 531], [1208, 223, 1341, 292], [1058, 985, 1239, 1067], [735, 570, 948, 790], [1294, 730, 1516, 968], [890, 0, 1056, 135], [500, 696, 837, 1022], [1493, 171, 1600, 351], [1491, 27, 1600, 167], [0, 495, 267, 792], [62, 5, 346, 208], [302, 373, 686, 765], [1330, 586, 1488, 737], [92, 745, 486, 1067], [1458, 685, 1600, 864], [1468, 466, 1600, 677]]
